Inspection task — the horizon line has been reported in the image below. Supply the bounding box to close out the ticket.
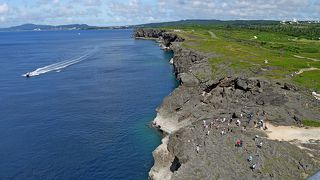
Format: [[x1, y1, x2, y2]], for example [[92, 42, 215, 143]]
[[2, 18, 320, 29]]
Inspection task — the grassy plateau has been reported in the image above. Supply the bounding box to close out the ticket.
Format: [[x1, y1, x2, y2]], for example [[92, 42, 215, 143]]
[[159, 22, 320, 92]]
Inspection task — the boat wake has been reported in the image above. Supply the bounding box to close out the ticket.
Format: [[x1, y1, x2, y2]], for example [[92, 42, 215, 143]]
[[22, 49, 96, 77]]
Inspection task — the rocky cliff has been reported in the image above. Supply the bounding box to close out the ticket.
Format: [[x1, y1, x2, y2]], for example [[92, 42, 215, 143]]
[[134, 29, 320, 180]]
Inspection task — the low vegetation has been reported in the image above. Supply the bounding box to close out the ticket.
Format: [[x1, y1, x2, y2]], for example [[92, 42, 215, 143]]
[[159, 22, 320, 91], [302, 119, 320, 127]]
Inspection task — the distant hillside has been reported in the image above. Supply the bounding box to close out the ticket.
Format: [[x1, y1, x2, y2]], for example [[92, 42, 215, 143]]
[[134, 19, 320, 40], [0, 23, 96, 31], [135, 19, 280, 28], [3, 19, 318, 32]]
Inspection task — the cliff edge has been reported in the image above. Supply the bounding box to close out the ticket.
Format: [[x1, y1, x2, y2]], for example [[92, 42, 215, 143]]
[[134, 29, 320, 180]]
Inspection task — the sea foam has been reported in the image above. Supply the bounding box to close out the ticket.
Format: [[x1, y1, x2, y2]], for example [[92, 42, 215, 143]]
[[22, 48, 97, 77]]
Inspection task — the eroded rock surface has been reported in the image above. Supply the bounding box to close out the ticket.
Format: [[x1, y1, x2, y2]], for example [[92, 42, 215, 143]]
[[133, 29, 320, 180], [169, 122, 318, 180]]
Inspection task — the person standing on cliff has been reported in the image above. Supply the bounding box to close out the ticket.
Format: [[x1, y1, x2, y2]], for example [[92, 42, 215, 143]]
[[236, 119, 241, 126], [203, 120, 207, 131], [196, 145, 200, 153]]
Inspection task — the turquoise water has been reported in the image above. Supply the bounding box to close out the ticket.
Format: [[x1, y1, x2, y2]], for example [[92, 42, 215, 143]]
[[308, 171, 320, 180], [0, 30, 175, 179]]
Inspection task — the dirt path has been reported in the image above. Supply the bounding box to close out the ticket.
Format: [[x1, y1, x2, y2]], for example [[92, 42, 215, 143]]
[[312, 92, 320, 100], [208, 31, 218, 39], [265, 122, 320, 143], [295, 67, 319, 75], [293, 55, 320, 62]]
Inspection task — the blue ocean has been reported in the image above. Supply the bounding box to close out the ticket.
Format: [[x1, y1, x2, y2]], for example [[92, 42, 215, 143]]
[[0, 30, 175, 179]]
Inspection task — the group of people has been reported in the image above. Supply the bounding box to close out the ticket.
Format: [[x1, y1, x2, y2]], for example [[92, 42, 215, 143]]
[[195, 117, 236, 153], [195, 116, 244, 153], [256, 119, 268, 130], [236, 135, 264, 171], [194, 112, 267, 171], [247, 155, 257, 170], [201, 116, 243, 135]]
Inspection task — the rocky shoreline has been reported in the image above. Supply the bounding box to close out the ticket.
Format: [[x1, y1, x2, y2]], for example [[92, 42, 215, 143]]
[[134, 29, 320, 180]]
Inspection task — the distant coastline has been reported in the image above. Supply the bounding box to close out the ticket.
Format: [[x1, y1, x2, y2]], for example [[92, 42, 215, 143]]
[[0, 23, 132, 32], [4, 19, 320, 32]]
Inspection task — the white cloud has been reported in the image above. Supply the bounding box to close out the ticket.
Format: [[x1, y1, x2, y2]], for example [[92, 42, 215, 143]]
[[0, 16, 5, 22], [70, 0, 102, 6], [0, 3, 9, 14], [0, 0, 319, 27], [154, 0, 320, 21], [105, 0, 160, 24], [83, 0, 101, 6]]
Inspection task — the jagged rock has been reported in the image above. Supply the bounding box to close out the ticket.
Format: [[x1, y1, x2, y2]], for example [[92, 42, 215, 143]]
[[133, 28, 320, 180], [149, 136, 174, 180], [170, 157, 181, 172], [235, 78, 249, 91], [178, 73, 199, 87], [168, 121, 319, 180], [232, 111, 242, 118], [282, 83, 298, 91], [134, 29, 184, 48], [161, 33, 184, 46], [134, 28, 165, 38], [171, 44, 206, 75]]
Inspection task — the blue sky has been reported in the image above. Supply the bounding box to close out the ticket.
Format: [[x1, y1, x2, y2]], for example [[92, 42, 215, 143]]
[[0, 0, 319, 27]]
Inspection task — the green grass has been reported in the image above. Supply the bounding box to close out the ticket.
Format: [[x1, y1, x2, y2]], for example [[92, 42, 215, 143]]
[[302, 119, 320, 127], [164, 25, 320, 91], [293, 70, 320, 91]]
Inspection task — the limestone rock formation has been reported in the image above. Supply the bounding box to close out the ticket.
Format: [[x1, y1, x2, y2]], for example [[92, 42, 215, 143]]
[[133, 29, 320, 180]]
